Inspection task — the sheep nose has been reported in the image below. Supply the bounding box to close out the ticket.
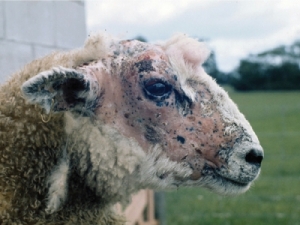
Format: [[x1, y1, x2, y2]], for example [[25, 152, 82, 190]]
[[245, 147, 264, 167]]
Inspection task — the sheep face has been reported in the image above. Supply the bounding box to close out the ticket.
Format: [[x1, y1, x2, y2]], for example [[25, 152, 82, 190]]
[[22, 34, 263, 198]]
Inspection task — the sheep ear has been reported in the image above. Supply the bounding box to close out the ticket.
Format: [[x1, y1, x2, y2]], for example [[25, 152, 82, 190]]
[[22, 67, 101, 114]]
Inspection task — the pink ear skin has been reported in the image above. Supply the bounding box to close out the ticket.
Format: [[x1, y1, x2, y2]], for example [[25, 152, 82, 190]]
[[165, 34, 211, 68]]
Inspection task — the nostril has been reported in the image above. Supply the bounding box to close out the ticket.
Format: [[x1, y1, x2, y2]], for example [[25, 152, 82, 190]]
[[245, 149, 263, 166]]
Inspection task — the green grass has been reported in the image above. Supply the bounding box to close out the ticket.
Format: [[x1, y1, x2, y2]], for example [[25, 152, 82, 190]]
[[165, 88, 300, 225]]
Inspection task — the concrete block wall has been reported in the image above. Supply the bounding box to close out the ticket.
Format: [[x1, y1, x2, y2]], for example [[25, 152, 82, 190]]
[[0, 0, 86, 82], [0, 3, 4, 39]]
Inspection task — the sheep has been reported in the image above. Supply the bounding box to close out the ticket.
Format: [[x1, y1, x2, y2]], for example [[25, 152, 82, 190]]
[[0, 33, 264, 225]]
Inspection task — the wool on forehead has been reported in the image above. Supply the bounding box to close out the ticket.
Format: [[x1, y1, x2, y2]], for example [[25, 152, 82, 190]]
[[160, 34, 211, 102]]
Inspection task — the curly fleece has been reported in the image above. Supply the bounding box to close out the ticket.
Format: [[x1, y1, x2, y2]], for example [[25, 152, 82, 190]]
[[0, 35, 127, 224]]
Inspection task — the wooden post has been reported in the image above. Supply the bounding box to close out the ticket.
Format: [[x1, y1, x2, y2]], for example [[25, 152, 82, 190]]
[[154, 192, 166, 225], [115, 190, 158, 225]]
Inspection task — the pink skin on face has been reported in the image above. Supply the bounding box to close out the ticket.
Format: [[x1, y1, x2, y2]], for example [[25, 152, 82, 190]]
[[78, 40, 242, 182]]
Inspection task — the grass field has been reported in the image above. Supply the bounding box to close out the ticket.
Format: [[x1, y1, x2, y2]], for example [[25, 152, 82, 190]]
[[165, 88, 300, 225]]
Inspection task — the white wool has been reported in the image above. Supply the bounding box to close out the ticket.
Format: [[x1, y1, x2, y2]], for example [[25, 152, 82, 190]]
[[64, 113, 192, 197], [167, 54, 198, 102], [138, 145, 193, 189], [162, 33, 210, 66], [64, 113, 147, 204], [45, 148, 70, 214]]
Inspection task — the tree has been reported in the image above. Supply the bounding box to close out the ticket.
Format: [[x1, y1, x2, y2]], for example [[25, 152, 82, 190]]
[[230, 40, 300, 91], [203, 51, 227, 84], [133, 35, 147, 42]]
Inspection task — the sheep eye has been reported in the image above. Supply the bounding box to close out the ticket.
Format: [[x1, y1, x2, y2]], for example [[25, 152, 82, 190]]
[[146, 82, 166, 96], [144, 79, 172, 98]]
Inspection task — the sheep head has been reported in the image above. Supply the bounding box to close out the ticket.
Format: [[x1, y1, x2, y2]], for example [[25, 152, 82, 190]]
[[21, 34, 263, 207]]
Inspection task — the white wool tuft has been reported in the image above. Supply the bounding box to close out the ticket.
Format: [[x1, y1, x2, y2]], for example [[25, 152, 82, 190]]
[[163, 33, 210, 67], [45, 149, 70, 214], [64, 113, 147, 205], [167, 54, 198, 102], [138, 145, 193, 189]]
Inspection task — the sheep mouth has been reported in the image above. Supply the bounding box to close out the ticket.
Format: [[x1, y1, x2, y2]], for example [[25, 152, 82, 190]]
[[202, 172, 253, 195], [201, 163, 252, 187], [218, 174, 250, 187], [214, 167, 260, 188], [214, 168, 261, 193]]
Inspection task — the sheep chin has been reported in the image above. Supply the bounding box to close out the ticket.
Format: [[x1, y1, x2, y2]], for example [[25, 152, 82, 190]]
[[206, 177, 252, 196]]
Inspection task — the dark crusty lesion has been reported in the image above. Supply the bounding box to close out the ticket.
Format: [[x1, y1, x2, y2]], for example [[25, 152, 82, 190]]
[[144, 124, 163, 144], [135, 60, 155, 73]]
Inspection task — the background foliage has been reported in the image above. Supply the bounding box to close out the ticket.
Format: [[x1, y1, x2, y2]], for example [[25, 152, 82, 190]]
[[227, 40, 300, 91]]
